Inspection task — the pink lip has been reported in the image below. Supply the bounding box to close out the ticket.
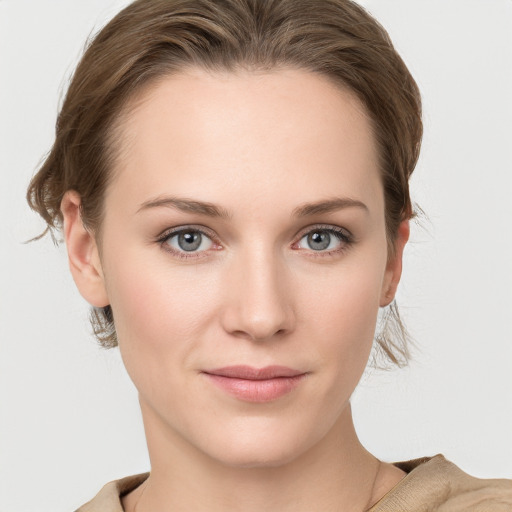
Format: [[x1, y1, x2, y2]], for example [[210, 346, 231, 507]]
[[202, 365, 307, 403]]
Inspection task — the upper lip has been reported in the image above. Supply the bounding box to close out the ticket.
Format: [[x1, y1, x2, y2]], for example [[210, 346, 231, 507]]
[[203, 365, 305, 380]]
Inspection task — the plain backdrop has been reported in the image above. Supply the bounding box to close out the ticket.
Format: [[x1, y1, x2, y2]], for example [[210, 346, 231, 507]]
[[1, 1, 511, 510]]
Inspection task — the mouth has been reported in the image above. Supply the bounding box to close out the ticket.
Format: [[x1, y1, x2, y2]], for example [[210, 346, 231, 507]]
[[202, 365, 308, 403]]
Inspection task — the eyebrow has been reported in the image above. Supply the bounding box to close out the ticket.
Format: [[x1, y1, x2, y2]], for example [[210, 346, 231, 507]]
[[292, 197, 369, 217], [137, 195, 368, 218], [137, 196, 232, 219]]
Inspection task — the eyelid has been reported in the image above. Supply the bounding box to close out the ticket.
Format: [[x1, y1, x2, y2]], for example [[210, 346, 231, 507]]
[[293, 223, 353, 242], [292, 224, 354, 255], [156, 224, 222, 259], [156, 224, 218, 241]]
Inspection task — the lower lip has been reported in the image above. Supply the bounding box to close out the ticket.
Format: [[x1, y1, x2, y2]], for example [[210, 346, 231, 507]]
[[203, 374, 306, 402]]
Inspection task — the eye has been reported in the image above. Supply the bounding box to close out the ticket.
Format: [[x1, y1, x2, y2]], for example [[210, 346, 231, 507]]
[[160, 228, 215, 255], [295, 227, 351, 253]]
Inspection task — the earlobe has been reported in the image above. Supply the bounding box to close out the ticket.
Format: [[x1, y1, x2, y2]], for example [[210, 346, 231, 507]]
[[380, 220, 410, 307], [61, 191, 109, 308]]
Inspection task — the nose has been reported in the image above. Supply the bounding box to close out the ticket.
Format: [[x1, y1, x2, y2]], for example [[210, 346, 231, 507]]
[[220, 248, 296, 342]]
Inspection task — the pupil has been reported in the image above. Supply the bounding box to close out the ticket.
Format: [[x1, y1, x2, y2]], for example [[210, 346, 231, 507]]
[[178, 231, 201, 251], [308, 231, 330, 251]]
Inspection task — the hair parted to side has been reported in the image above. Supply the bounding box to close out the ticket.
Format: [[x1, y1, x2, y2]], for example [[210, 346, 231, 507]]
[[27, 0, 422, 367]]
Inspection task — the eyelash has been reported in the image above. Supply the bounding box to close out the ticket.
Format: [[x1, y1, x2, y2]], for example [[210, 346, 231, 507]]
[[156, 225, 220, 260], [156, 224, 354, 260], [294, 225, 353, 258]]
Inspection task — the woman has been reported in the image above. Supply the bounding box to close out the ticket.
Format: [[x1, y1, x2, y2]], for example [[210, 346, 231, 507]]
[[23, 0, 512, 510]]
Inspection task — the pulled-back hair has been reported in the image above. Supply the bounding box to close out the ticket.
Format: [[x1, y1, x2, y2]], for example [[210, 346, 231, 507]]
[[27, 0, 422, 365]]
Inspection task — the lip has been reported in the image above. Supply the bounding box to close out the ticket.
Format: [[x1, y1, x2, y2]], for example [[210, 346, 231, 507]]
[[202, 365, 307, 403]]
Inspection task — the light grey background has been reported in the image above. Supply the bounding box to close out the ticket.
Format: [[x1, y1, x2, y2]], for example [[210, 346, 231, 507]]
[[1, 1, 511, 510]]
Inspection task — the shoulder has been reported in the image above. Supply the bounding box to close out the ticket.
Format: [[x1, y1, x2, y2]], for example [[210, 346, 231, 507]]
[[369, 454, 512, 512], [74, 473, 149, 512]]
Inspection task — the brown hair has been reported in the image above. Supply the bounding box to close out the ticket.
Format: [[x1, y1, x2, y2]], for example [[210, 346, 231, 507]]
[[27, 0, 422, 366]]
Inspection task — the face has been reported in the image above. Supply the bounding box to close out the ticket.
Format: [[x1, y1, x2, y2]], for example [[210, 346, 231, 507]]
[[69, 67, 406, 468]]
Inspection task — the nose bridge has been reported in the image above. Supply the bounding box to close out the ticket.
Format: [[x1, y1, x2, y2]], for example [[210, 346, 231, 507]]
[[222, 243, 295, 341]]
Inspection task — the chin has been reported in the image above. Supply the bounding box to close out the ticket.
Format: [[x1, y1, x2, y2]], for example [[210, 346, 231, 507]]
[[194, 416, 325, 470], [210, 442, 305, 470]]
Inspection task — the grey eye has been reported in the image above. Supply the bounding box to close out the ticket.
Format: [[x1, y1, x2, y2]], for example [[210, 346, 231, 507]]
[[178, 231, 202, 251], [166, 230, 213, 252], [297, 229, 345, 252], [306, 231, 331, 251]]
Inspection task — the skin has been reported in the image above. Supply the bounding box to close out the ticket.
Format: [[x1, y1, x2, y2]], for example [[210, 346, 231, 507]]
[[62, 67, 409, 511]]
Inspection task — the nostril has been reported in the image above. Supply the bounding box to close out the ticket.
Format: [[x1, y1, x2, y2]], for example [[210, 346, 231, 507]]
[[228, 324, 290, 343]]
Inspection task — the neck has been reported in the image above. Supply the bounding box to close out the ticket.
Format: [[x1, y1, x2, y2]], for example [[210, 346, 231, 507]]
[[127, 401, 384, 512]]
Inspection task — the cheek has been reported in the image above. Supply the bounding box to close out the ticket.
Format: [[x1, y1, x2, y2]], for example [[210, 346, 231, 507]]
[[303, 258, 384, 334], [300, 257, 385, 376], [103, 248, 222, 373]]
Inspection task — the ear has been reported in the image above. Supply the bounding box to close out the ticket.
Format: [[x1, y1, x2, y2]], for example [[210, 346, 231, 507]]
[[380, 220, 410, 307], [61, 191, 109, 307]]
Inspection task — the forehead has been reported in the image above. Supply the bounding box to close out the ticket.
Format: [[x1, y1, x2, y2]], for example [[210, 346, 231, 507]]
[[108, 67, 383, 217]]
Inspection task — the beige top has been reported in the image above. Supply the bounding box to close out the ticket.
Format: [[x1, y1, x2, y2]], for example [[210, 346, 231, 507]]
[[75, 454, 512, 512]]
